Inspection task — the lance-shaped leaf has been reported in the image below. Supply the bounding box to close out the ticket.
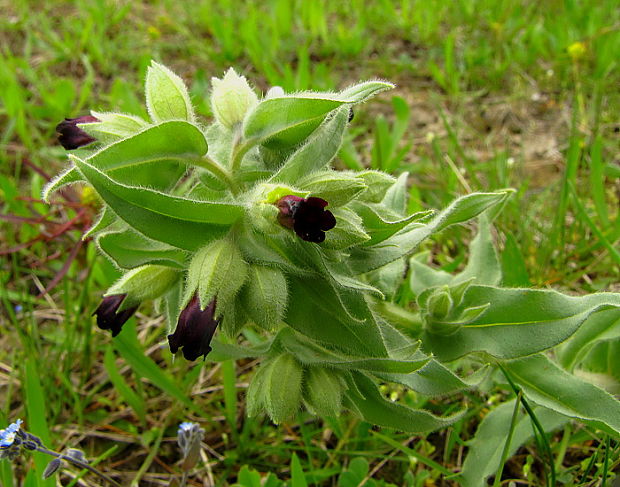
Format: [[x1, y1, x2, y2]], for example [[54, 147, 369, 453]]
[[505, 353, 620, 436], [459, 399, 568, 487], [344, 372, 465, 433], [83, 120, 207, 190], [286, 276, 388, 358], [279, 328, 428, 373], [350, 191, 512, 274], [378, 359, 490, 397], [557, 307, 620, 371], [424, 285, 620, 361], [352, 201, 431, 246], [145, 61, 195, 122], [42, 164, 82, 202], [244, 96, 347, 149], [72, 156, 243, 250], [96, 229, 188, 269], [337, 80, 395, 103], [409, 215, 501, 295], [83, 206, 118, 239], [270, 108, 349, 183]]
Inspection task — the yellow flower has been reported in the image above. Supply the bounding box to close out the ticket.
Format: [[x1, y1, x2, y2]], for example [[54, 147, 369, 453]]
[[567, 41, 586, 61]]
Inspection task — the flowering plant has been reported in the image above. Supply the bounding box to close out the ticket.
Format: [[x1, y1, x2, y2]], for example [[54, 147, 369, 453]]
[[45, 62, 620, 484]]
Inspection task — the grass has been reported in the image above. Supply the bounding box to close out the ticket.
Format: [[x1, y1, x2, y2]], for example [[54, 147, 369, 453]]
[[1, 0, 619, 485]]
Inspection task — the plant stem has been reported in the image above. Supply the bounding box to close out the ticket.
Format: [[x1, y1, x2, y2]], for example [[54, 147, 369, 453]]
[[492, 393, 522, 487], [230, 138, 256, 175], [499, 365, 556, 487], [192, 155, 240, 195], [35, 446, 122, 487], [179, 470, 189, 487]]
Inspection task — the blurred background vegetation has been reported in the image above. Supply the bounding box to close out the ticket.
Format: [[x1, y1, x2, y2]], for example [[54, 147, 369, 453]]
[[1, 0, 619, 485]]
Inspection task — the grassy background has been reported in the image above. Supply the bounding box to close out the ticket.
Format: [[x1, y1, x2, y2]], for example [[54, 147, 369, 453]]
[[1, 0, 619, 485]]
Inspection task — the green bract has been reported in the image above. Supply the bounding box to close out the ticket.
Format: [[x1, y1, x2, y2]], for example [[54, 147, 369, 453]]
[[46, 63, 620, 452]]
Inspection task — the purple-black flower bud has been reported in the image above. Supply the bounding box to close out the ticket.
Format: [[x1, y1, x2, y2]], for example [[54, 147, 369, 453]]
[[56, 115, 99, 150], [276, 195, 336, 243], [168, 295, 220, 361], [93, 294, 138, 337]]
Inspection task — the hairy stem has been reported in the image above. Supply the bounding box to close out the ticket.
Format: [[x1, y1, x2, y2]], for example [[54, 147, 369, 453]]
[[35, 446, 122, 487]]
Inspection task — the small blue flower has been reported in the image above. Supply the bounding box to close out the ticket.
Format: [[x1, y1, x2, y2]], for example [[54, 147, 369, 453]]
[[0, 419, 23, 449], [178, 422, 196, 434]]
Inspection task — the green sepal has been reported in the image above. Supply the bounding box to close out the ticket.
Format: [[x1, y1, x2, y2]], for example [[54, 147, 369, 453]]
[[80, 111, 149, 144], [105, 265, 181, 309], [248, 353, 304, 423], [184, 238, 248, 316], [298, 170, 367, 207], [239, 264, 288, 330], [304, 367, 344, 417], [356, 170, 396, 202], [322, 207, 370, 250]]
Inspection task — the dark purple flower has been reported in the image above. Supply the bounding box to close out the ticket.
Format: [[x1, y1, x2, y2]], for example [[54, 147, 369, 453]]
[[168, 295, 220, 361], [276, 195, 336, 243], [56, 115, 99, 150], [93, 294, 138, 337]]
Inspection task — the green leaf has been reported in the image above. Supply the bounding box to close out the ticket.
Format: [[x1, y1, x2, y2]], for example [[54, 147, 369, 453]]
[[80, 111, 149, 143], [279, 328, 427, 373], [84, 206, 118, 239], [344, 372, 465, 433], [352, 201, 431, 246], [79, 120, 207, 190], [459, 399, 567, 487], [557, 307, 620, 371], [409, 216, 501, 295], [96, 229, 187, 269], [350, 191, 512, 274], [145, 61, 195, 122], [381, 172, 409, 215], [72, 155, 243, 250], [244, 96, 346, 149], [454, 215, 501, 286], [337, 80, 395, 103], [286, 276, 388, 357], [290, 453, 309, 487], [270, 108, 349, 183], [505, 354, 620, 436], [41, 164, 81, 202], [378, 359, 490, 396], [103, 346, 146, 422], [24, 358, 54, 487], [424, 285, 620, 361]]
